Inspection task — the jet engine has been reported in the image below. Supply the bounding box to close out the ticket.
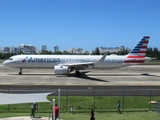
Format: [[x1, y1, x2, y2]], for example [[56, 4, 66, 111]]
[[54, 65, 70, 75]]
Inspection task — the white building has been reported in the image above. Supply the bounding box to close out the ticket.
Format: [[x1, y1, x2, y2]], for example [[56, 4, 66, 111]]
[[4, 47, 10, 53], [42, 44, 47, 51], [54, 46, 59, 52], [19, 44, 36, 54], [99, 46, 125, 54], [68, 48, 83, 54], [0, 47, 3, 53], [82, 50, 94, 54], [10, 46, 16, 54]]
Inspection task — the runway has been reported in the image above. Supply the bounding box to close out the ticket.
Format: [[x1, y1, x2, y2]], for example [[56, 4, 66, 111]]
[[0, 65, 160, 95], [0, 65, 160, 86]]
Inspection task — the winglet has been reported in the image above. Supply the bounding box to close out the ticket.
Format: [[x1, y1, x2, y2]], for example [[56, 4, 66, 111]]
[[97, 52, 108, 62]]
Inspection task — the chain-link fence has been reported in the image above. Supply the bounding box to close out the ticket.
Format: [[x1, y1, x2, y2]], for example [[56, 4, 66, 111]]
[[0, 88, 160, 113]]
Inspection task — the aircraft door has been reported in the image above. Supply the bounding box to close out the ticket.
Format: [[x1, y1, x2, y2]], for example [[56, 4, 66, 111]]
[[16, 57, 26, 67], [16, 58, 21, 64]]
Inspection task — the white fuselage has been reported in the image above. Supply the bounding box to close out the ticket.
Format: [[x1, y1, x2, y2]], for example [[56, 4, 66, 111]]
[[3, 54, 150, 69]]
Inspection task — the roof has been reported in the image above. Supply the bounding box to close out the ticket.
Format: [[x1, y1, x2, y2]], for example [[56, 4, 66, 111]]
[[0, 92, 52, 105]]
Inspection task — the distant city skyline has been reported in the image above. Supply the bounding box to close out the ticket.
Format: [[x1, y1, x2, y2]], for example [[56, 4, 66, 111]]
[[0, 43, 128, 54], [0, 44, 128, 52]]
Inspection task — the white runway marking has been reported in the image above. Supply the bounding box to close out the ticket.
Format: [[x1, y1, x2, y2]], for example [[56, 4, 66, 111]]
[[129, 65, 160, 67]]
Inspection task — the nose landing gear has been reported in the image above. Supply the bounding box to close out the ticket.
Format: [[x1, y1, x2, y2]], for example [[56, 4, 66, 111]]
[[19, 68, 22, 75]]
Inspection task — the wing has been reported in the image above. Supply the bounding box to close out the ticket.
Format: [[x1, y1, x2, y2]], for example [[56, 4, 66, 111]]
[[58, 53, 108, 70], [59, 62, 94, 70]]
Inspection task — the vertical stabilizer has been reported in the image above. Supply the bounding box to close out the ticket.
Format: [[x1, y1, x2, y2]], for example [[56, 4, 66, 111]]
[[127, 36, 150, 58]]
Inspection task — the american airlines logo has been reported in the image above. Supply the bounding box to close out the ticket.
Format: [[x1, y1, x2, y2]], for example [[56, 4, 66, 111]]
[[22, 59, 26, 62], [28, 57, 60, 63], [21, 56, 29, 62]]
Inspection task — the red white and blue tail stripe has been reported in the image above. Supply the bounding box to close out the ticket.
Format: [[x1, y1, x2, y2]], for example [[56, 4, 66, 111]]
[[125, 36, 150, 64], [127, 36, 150, 58]]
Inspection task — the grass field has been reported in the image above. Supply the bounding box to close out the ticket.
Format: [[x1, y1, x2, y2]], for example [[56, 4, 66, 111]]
[[0, 112, 159, 120], [0, 96, 159, 113], [0, 60, 4, 63], [143, 61, 160, 65]]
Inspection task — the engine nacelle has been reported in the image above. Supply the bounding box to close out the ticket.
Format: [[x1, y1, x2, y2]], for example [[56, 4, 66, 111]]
[[54, 65, 70, 75]]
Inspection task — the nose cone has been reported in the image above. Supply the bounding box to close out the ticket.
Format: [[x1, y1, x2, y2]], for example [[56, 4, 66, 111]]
[[3, 60, 7, 66], [3, 60, 6, 65], [3, 60, 10, 67]]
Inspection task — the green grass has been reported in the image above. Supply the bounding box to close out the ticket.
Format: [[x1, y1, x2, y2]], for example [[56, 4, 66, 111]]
[[0, 112, 159, 120], [0, 96, 159, 113], [0, 60, 4, 63], [0, 96, 160, 119], [143, 59, 160, 64]]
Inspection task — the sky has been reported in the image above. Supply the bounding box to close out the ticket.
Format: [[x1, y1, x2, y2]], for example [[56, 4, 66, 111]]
[[0, 0, 160, 51]]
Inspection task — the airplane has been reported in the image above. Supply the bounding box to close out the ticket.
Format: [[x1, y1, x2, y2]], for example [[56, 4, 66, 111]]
[[3, 36, 151, 76]]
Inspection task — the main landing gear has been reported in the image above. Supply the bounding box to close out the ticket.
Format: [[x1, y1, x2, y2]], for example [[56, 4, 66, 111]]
[[75, 70, 81, 77], [19, 68, 22, 75]]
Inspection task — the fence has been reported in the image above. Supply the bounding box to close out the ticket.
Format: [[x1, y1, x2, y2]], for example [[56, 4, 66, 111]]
[[0, 88, 160, 113]]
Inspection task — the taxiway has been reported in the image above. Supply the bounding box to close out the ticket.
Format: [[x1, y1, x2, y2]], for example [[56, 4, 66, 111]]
[[0, 65, 159, 86]]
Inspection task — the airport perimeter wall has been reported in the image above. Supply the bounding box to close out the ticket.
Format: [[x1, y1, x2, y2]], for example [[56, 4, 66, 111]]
[[0, 89, 160, 113]]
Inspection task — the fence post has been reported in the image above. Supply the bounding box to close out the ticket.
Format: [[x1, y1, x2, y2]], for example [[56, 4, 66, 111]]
[[123, 89, 124, 112], [52, 99, 55, 120], [66, 89, 68, 113], [37, 88, 40, 117], [94, 88, 95, 111], [58, 89, 60, 120], [150, 89, 151, 111], [8, 88, 10, 112]]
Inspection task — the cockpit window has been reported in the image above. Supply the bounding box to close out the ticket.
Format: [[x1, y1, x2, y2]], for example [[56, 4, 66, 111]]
[[9, 58, 13, 60]]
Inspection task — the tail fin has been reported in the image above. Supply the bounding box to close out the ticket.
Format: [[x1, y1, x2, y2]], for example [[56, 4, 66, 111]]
[[127, 36, 150, 58]]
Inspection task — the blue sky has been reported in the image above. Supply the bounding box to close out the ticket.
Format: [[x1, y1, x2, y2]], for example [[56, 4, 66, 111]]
[[0, 0, 160, 51]]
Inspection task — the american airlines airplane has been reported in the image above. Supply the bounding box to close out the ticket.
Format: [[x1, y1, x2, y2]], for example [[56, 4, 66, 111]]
[[3, 36, 151, 76]]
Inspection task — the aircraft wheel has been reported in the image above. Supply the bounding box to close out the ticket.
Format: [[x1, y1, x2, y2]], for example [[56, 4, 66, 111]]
[[19, 68, 23, 75], [19, 72, 22, 75], [76, 71, 81, 77]]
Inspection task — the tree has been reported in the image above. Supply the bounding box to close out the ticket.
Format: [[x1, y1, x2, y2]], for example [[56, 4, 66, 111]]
[[93, 47, 100, 55], [18, 51, 24, 55], [53, 51, 62, 54], [0, 53, 15, 59], [62, 51, 70, 55], [40, 50, 52, 54]]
